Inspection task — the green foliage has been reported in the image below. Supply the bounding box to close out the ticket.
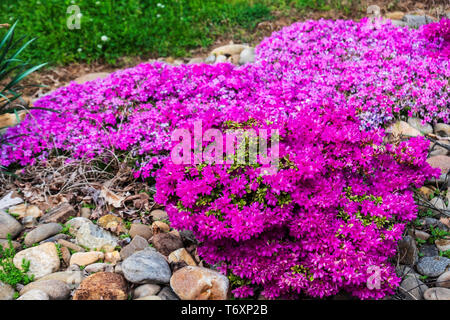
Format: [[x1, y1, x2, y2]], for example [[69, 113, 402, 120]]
[[0, 235, 34, 286], [428, 226, 450, 244]]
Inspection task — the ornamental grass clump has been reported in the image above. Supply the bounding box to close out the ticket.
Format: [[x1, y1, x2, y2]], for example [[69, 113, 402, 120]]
[[0, 18, 447, 299]]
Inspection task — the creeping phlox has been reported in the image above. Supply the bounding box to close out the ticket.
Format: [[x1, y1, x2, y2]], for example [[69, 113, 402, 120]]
[[1, 18, 447, 299]]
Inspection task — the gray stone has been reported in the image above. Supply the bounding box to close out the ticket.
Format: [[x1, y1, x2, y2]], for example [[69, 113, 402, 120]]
[[435, 123, 450, 137], [0, 210, 23, 239], [402, 15, 433, 28], [399, 273, 428, 300], [39, 202, 75, 224], [0, 191, 23, 211], [417, 256, 450, 277], [120, 235, 149, 260], [68, 217, 118, 251], [407, 118, 433, 135], [20, 279, 70, 300], [187, 57, 204, 65], [204, 55, 216, 64], [239, 47, 255, 65], [157, 286, 179, 300], [0, 281, 15, 300], [24, 223, 62, 246], [13, 242, 60, 279], [398, 236, 418, 265], [424, 287, 450, 300], [122, 247, 171, 284], [17, 289, 49, 300], [0, 239, 21, 251], [84, 263, 114, 273], [39, 233, 70, 244], [37, 271, 85, 289], [390, 19, 407, 27], [436, 271, 450, 288], [420, 244, 439, 258], [133, 283, 161, 298], [215, 55, 227, 63]]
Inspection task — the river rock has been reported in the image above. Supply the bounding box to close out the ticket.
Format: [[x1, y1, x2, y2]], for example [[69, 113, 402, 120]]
[[417, 256, 450, 277], [424, 287, 450, 300], [17, 289, 49, 300], [0, 191, 23, 211], [120, 235, 149, 260], [168, 248, 197, 266], [73, 272, 128, 300], [435, 123, 450, 137], [84, 263, 114, 273], [0, 210, 22, 239], [402, 15, 434, 28], [0, 239, 21, 251], [437, 271, 450, 288], [13, 242, 60, 279], [129, 224, 152, 240], [122, 248, 171, 284], [157, 286, 179, 300], [239, 47, 255, 65], [24, 223, 62, 246], [398, 236, 418, 265], [399, 273, 428, 300], [407, 118, 433, 135], [0, 282, 15, 300], [135, 295, 162, 300], [70, 251, 104, 266], [37, 271, 85, 289], [211, 44, 247, 56], [150, 209, 169, 221], [20, 280, 70, 300], [151, 232, 183, 256], [435, 239, 450, 252], [133, 284, 161, 299], [68, 217, 118, 252], [74, 72, 110, 84], [39, 203, 75, 224], [170, 266, 229, 300]]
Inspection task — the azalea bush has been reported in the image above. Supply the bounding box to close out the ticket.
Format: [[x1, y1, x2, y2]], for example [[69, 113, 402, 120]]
[[0, 18, 448, 299]]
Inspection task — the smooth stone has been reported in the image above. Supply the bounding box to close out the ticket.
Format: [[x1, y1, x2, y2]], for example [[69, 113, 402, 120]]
[[97, 214, 126, 234], [70, 251, 104, 266], [68, 217, 118, 252], [57, 239, 85, 252], [390, 19, 408, 27], [187, 57, 204, 65], [37, 271, 85, 289], [435, 239, 450, 252], [413, 230, 430, 241], [133, 284, 161, 299], [170, 266, 229, 300], [204, 55, 216, 64], [211, 44, 246, 56], [430, 197, 447, 212], [20, 280, 70, 300], [120, 235, 149, 260], [73, 272, 128, 300], [430, 144, 449, 157], [80, 207, 91, 219], [0, 282, 15, 300], [8, 204, 27, 218], [0, 192, 23, 211], [129, 224, 152, 240], [60, 246, 71, 266], [104, 251, 121, 265], [151, 232, 184, 256], [385, 11, 405, 20], [121, 248, 171, 284], [398, 236, 418, 265], [135, 295, 162, 300], [0, 210, 23, 239], [150, 209, 168, 221], [402, 15, 434, 28], [13, 242, 60, 279], [388, 121, 421, 137], [168, 248, 197, 266], [74, 72, 110, 84], [426, 156, 450, 178], [39, 203, 75, 224], [215, 55, 227, 63], [0, 239, 21, 251], [17, 289, 49, 300], [22, 216, 38, 228], [420, 244, 439, 258], [399, 273, 428, 300], [424, 287, 450, 300], [84, 263, 114, 273], [435, 123, 450, 137], [239, 47, 255, 65], [24, 205, 42, 219], [407, 118, 433, 135], [39, 234, 69, 244], [417, 256, 450, 277], [437, 271, 450, 288], [157, 286, 179, 300], [24, 223, 62, 246]]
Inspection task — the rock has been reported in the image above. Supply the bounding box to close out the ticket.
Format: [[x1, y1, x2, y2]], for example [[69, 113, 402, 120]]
[[417, 256, 450, 277], [424, 287, 450, 300], [399, 273, 428, 300], [39, 233, 70, 244], [22, 216, 38, 228], [135, 295, 162, 300], [435, 239, 450, 252], [170, 266, 229, 300], [228, 54, 240, 65], [152, 232, 184, 256], [120, 235, 149, 260], [407, 118, 433, 135], [418, 186, 435, 199], [435, 123, 450, 137], [150, 209, 169, 221], [215, 55, 227, 63], [68, 217, 118, 252], [168, 248, 197, 266], [0, 282, 15, 300], [398, 236, 418, 265], [385, 11, 405, 20], [60, 246, 71, 266], [24, 205, 43, 219], [57, 239, 85, 252], [0, 239, 21, 251], [212, 44, 247, 57], [430, 144, 449, 157], [437, 271, 450, 288], [84, 263, 114, 273], [129, 224, 152, 240], [73, 272, 128, 300], [37, 271, 85, 289], [427, 155, 450, 176], [133, 284, 161, 299], [239, 47, 255, 65], [152, 221, 170, 233], [20, 280, 70, 300], [413, 230, 430, 241], [13, 242, 60, 279], [187, 57, 204, 65], [441, 217, 450, 229], [24, 223, 62, 246], [80, 207, 91, 219], [40, 203, 75, 224], [157, 286, 179, 300], [420, 244, 439, 258], [8, 204, 27, 218], [104, 251, 121, 265], [430, 197, 447, 212], [396, 265, 414, 278], [0, 191, 23, 211], [179, 229, 197, 245], [204, 55, 216, 64], [114, 263, 123, 275], [97, 214, 126, 235], [0, 210, 23, 239], [122, 248, 171, 284], [390, 19, 408, 27], [388, 121, 421, 137], [419, 217, 449, 231], [74, 72, 110, 84], [70, 251, 104, 266], [17, 289, 49, 300], [402, 15, 434, 28]]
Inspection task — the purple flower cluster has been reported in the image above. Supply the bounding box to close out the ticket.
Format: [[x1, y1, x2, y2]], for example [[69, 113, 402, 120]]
[[0, 18, 447, 299], [421, 18, 450, 58]]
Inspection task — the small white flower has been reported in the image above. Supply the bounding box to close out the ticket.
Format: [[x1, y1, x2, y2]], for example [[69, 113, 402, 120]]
[[97, 44, 103, 49], [101, 35, 109, 42], [96, 1, 100, 5], [77, 48, 82, 52], [77, 13, 82, 19], [156, 14, 161, 18]]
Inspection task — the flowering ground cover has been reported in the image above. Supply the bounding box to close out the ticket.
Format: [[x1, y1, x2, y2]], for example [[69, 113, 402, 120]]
[[1, 18, 449, 299]]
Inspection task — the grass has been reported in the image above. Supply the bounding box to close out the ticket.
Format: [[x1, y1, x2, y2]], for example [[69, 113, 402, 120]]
[[0, 0, 358, 66]]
